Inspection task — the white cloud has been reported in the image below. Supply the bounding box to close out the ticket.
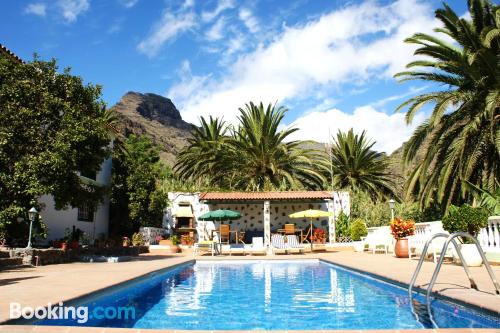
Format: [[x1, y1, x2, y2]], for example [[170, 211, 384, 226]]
[[137, 12, 196, 57], [169, 0, 438, 130], [119, 0, 138, 9], [287, 105, 427, 153], [168, 60, 211, 106], [239, 8, 259, 33], [201, 0, 234, 22], [183, 0, 195, 9], [206, 17, 226, 41], [107, 18, 124, 34], [58, 0, 89, 23], [24, 3, 46, 17], [226, 33, 245, 55]]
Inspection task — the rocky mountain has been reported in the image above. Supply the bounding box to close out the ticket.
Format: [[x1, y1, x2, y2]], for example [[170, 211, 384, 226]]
[[111, 92, 193, 166]]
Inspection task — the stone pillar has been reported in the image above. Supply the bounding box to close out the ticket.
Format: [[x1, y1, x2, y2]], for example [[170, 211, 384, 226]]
[[327, 199, 336, 243], [263, 200, 271, 248]]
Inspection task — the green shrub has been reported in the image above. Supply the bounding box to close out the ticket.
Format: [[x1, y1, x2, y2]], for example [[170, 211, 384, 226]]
[[170, 234, 180, 245], [131, 232, 144, 246], [350, 218, 368, 241], [442, 204, 489, 242], [336, 211, 351, 241]]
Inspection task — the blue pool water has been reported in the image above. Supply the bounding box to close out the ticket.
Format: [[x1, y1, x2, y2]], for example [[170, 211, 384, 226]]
[[36, 260, 499, 330]]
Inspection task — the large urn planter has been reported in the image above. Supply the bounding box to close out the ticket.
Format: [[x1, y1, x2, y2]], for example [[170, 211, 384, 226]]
[[394, 238, 409, 258], [453, 243, 483, 267]]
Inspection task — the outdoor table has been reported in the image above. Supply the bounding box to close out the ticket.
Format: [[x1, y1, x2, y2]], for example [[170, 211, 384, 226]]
[[277, 228, 304, 242]]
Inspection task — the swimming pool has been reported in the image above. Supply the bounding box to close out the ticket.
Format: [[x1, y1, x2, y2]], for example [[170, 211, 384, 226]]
[[36, 260, 499, 330]]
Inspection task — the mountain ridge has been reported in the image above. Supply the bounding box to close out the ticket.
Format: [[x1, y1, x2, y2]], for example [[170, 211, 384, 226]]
[[111, 91, 193, 166]]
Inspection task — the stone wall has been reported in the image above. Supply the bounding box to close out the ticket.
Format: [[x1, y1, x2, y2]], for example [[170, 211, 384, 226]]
[[8, 246, 149, 266]]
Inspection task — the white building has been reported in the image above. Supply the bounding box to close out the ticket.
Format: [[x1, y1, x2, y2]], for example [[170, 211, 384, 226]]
[[39, 158, 112, 243]]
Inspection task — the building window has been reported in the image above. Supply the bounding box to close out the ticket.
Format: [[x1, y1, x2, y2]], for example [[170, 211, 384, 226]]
[[77, 205, 94, 222]]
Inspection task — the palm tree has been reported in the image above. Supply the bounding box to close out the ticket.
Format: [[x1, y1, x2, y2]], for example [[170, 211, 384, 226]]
[[174, 102, 326, 190], [227, 102, 326, 191], [174, 116, 228, 185], [102, 108, 125, 154], [329, 129, 395, 200], [395, 0, 500, 212]]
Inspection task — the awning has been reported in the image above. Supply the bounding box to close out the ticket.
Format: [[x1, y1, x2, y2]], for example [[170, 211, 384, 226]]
[[175, 206, 193, 218]]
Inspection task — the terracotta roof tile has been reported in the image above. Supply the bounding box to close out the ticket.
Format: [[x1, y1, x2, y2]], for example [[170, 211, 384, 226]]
[[199, 191, 334, 201]]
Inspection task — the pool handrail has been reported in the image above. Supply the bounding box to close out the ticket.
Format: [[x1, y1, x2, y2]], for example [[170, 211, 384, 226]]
[[409, 232, 500, 328]]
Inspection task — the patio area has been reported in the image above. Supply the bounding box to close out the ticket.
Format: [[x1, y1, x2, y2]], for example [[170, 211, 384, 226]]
[[166, 191, 350, 247], [0, 250, 499, 331]]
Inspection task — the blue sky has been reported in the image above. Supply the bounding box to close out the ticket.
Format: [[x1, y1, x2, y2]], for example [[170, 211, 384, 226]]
[[0, 0, 467, 153]]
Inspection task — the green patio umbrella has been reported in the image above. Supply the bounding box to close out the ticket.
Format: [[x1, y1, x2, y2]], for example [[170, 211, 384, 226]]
[[198, 209, 242, 243]]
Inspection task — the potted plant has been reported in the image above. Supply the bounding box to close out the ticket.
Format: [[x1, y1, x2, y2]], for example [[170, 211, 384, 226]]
[[390, 218, 415, 258], [122, 236, 131, 247], [61, 228, 72, 251], [350, 218, 368, 252], [70, 227, 83, 250], [311, 228, 326, 244], [181, 234, 194, 246], [132, 232, 144, 246], [442, 204, 489, 266], [60, 239, 68, 251]]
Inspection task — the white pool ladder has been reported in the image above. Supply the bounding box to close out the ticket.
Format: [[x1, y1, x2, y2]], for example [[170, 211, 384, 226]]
[[408, 232, 500, 328]]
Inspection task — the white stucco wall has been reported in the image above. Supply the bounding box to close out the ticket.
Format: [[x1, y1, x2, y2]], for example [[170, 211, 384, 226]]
[[38, 157, 112, 242]]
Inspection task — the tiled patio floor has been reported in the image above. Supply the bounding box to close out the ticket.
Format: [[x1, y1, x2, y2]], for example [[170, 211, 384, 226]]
[[0, 250, 499, 332]]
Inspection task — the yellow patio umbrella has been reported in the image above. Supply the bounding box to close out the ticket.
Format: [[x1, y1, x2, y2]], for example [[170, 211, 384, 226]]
[[289, 209, 333, 249]]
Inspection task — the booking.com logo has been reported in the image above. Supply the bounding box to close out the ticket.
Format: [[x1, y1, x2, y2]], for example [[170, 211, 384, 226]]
[[10, 302, 135, 323]]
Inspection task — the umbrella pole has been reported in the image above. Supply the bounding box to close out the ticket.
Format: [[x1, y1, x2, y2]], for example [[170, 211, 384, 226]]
[[310, 218, 313, 251]]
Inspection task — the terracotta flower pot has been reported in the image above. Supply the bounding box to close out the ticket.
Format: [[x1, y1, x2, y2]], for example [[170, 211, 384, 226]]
[[394, 238, 409, 258]]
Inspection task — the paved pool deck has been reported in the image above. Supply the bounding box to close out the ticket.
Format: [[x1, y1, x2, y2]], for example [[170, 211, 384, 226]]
[[0, 250, 499, 333]]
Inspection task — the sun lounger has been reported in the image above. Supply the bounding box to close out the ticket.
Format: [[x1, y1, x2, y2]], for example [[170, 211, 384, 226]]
[[193, 240, 217, 256], [286, 235, 305, 254], [229, 244, 246, 256], [364, 226, 393, 254], [249, 237, 267, 255], [271, 234, 287, 254]]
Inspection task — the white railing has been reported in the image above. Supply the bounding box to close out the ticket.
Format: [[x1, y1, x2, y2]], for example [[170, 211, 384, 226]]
[[478, 216, 500, 253], [366, 218, 499, 255]]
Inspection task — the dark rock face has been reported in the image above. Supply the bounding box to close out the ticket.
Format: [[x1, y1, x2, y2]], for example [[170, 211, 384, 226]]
[[129, 92, 190, 129], [111, 91, 193, 166]]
